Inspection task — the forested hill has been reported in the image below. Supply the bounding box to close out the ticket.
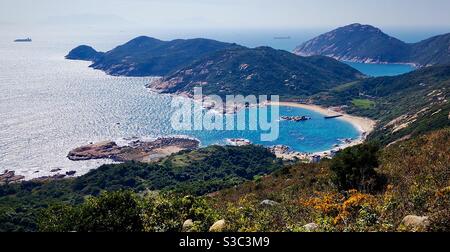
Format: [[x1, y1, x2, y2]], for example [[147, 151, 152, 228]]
[[148, 46, 364, 98], [66, 36, 237, 76]]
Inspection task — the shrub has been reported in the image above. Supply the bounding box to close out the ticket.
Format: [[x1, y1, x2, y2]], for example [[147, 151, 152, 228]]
[[38, 190, 144, 232], [330, 143, 384, 192]]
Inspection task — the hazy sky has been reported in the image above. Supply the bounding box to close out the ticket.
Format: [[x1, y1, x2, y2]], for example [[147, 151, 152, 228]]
[[1, 0, 450, 29]]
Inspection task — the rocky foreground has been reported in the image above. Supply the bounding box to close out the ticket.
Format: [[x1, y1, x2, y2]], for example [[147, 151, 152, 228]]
[[67, 137, 200, 162]]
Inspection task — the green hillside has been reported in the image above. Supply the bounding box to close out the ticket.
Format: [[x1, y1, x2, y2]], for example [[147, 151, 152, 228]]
[[0, 145, 281, 231], [314, 65, 450, 144], [66, 36, 236, 76], [149, 46, 364, 98]]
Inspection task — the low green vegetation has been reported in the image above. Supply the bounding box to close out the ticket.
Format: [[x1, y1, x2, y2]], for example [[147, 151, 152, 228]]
[[315, 65, 450, 145], [5, 128, 449, 232], [0, 145, 281, 232], [351, 99, 375, 109], [155, 46, 363, 98], [38, 191, 218, 232], [212, 128, 450, 232], [32, 128, 450, 232]]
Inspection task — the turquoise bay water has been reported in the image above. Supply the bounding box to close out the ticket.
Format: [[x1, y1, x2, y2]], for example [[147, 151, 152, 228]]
[[182, 106, 359, 153], [344, 62, 415, 77]]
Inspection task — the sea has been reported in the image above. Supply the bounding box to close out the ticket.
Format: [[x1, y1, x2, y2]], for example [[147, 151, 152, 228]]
[[0, 26, 436, 178]]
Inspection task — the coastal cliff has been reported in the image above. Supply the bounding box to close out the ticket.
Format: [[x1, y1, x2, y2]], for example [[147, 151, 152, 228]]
[[294, 23, 450, 66]]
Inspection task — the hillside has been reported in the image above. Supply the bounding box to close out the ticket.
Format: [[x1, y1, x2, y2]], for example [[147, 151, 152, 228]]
[[13, 128, 450, 232], [147, 46, 364, 98], [313, 65, 450, 144], [210, 128, 450, 232], [409, 33, 450, 65], [66, 36, 236, 76], [294, 23, 450, 66], [0, 145, 281, 231]]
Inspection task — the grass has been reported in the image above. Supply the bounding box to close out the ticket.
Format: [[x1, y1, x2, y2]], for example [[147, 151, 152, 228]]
[[352, 99, 375, 109], [331, 81, 359, 92]]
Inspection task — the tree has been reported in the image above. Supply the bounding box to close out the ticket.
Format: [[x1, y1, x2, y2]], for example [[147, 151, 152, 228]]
[[330, 143, 384, 192]]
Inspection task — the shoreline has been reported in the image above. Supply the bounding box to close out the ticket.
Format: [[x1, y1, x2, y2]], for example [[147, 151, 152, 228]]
[[268, 101, 377, 158], [270, 101, 376, 135]]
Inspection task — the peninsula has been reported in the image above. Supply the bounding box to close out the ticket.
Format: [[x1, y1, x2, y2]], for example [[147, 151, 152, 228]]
[[294, 23, 450, 66]]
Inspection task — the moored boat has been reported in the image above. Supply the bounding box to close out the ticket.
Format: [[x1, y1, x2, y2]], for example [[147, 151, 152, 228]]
[[324, 115, 343, 119]]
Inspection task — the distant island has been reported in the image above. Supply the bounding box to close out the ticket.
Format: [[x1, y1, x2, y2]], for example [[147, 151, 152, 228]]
[[294, 23, 450, 66]]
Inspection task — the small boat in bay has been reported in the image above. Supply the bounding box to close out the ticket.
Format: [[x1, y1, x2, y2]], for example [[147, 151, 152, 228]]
[[324, 115, 343, 119]]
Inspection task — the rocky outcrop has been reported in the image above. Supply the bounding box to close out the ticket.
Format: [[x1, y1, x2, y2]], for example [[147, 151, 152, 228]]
[[209, 219, 226, 232], [303, 223, 319, 232], [182, 219, 194, 232], [66, 171, 77, 176], [400, 215, 430, 232], [68, 137, 200, 162], [0, 170, 25, 185], [260, 199, 279, 206], [68, 141, 122, 161]]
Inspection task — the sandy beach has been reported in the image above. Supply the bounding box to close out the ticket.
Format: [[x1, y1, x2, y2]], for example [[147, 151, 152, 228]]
[[268, 101, 377, 158]]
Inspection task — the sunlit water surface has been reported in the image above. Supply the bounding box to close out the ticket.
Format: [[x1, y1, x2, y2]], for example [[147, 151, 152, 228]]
[[2, 31, 413, 179]]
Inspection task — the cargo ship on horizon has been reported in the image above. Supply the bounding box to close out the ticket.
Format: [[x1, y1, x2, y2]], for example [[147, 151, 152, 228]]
[[14, 38, 32, 42]]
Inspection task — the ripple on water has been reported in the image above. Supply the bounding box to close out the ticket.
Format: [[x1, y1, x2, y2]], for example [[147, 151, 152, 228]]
[[0, 40, 360, 179]]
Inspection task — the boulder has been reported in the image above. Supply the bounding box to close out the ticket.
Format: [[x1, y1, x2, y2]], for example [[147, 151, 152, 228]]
[[66, 171, 77, 176], [400, 215, 430, 231], [260, 199, 279, 206], [182, 219, 194, 232], [303, 223, 319, 232], [209, 219, 226, 232], [0, 170, 25, 184]]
